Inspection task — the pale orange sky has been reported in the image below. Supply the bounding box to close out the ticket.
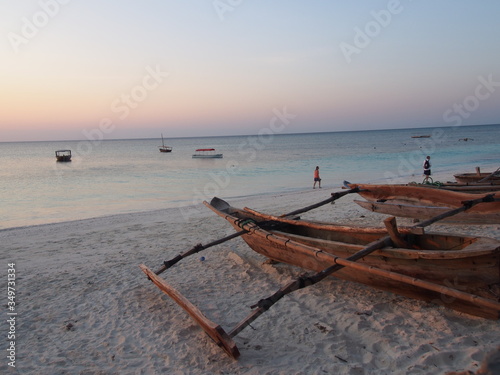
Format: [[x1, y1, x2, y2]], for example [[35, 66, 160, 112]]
[[2, 1, 500, 141]]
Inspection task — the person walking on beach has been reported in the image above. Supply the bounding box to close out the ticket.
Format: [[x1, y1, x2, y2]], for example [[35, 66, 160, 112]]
[[313, 166, 321, 188], [423, 156, 431, 183]]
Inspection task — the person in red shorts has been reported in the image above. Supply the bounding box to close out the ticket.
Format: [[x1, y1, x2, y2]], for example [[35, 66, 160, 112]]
[[313, 166, 321, 188]]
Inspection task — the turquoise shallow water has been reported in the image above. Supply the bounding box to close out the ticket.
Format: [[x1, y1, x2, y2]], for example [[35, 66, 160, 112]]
[[1, 124, 499, 229]]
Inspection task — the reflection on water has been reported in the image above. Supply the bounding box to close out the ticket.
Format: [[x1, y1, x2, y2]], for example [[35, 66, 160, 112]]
[[1, 124, 499, 228]]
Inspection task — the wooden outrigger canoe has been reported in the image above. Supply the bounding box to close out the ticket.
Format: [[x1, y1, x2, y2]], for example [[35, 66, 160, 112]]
[[205, 198, 500, 315], [139, 193, 500, 358], [454, 173, 500, 184], [347, 182, 500, 224], [454, 167, 500, 184]]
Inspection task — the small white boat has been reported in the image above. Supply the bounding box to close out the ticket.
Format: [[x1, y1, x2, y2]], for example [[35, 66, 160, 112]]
[[192, 148, 223, 158]]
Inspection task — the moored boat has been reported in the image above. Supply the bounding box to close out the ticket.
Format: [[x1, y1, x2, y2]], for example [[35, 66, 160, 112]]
[[192, 148, 223, 158], [158, 133, 172, 153], [55, 150, 71, 162]]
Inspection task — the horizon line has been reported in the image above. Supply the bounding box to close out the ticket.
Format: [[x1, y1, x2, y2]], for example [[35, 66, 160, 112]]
[[1, 123, 499, 144]]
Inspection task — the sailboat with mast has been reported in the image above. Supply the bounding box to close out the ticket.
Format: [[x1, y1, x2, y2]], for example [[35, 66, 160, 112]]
[[158, 134, 172, 153]]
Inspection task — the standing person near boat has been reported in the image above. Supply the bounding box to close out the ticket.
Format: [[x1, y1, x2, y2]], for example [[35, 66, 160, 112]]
[[313, 166, 321, 188], [423, 156, 431, 183]]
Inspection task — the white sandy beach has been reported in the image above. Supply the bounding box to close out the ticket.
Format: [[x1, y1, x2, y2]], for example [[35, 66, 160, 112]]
[[2, 187, 500, 375]]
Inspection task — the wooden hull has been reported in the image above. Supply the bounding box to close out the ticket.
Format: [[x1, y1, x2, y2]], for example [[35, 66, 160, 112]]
[[348, 183, 500, 223], [454, 173, 500, 183], [409, 182, 500, 194], [354, 199, 500, 224], [192, 154, 223, 158], [56, 156, 71, 162], [205, 198, 500, 319]]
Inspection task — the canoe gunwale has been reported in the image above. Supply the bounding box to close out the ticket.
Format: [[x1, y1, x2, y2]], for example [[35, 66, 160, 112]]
[[270, 229, 499, 260]]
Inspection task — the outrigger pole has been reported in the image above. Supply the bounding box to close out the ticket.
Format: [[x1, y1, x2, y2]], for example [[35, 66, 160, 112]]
[[154, 187, 362, 275], [278, 186, 361, 217], [154, 229, 248, 275]]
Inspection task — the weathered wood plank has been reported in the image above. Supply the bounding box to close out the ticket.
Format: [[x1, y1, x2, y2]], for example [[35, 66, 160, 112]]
[[139, 264, 240, 359]]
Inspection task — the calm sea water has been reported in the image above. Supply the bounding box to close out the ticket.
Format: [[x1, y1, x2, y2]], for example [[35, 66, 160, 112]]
[[1, 124, 499, 229]]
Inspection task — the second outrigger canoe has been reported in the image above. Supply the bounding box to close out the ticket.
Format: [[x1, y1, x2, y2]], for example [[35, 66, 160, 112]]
[[454, 172, 500, 184], [454, 167, 500, 183], [347, 182, 500, 224]]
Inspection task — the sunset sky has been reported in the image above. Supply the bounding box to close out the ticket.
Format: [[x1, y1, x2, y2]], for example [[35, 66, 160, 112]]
[[1, 1, 500, 141]]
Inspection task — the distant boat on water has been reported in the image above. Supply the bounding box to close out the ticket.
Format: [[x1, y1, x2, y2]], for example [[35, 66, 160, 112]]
[[159, 134, 172, 153], [411, 135, 431, 138], [55, 150, 71, 162], [192, 148, 223, 158]]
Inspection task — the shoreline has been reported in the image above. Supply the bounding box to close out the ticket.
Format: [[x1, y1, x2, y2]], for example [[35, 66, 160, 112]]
[[3, 166, 497, 232], [2, 188, 500, 374]]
